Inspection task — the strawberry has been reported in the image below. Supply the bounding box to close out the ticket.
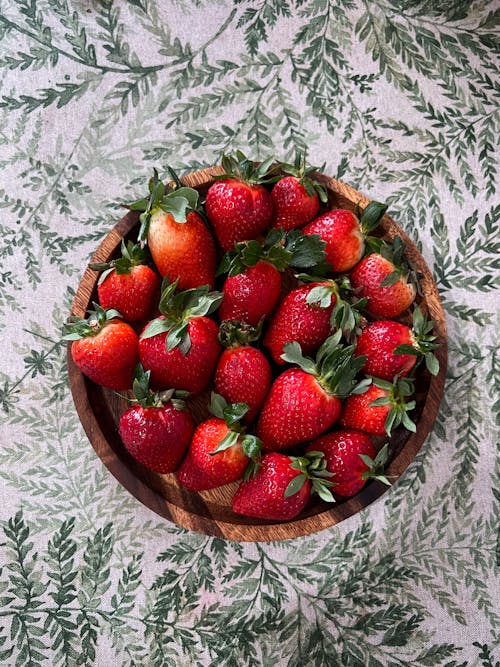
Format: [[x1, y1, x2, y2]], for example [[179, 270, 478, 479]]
[[139, 280, 222, 394], [217, 228, 327, 326], [177, 393, 262, 491], [303, 200, 387, 272], [263, 282, 334, 364], [232, 451, 335, 520], [90, 240, 160, 322], [127, 169, 216, 290], [340, 377, 416, 436], [354, 305, 440, 381], [271, 153, 327, 230], [64, 304, 139, 390], [205, 152, 275, 251], [349, 237, 417, 318], [307, 433, 390, 497], [214, 321, 272, 423], [257, 332, 368, 451], [118, 365, 194, 473]]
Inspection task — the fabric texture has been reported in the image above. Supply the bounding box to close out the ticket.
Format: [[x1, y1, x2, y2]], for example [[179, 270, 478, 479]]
[[0, 1, 498, 665]]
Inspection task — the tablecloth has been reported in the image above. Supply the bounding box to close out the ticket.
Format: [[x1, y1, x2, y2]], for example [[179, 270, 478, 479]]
[[0, 1, 498, 665]]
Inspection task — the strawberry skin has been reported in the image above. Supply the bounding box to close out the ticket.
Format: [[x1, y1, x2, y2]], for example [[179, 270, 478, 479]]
[[214, 346, 272, 423], [177, 418, 249, 491], [205, 179, 273, 251], [271, 176, 320, 230], [257, 369, 342, 450], [119, 404, 194, 473], [97, 265, 160, 322], [139, 316, 221, 394], [219, 261, 282, 326], [340, 384, 389, 436], [148, 210, 216, 289], [307, 430, 375, 497], [232, 452, 311, 520], [264, 283, 334, 364], [71, 320, 138, 390], [304, 210, 364, 272], [355, 320, 416, 381], [350, 254, 416, 318]]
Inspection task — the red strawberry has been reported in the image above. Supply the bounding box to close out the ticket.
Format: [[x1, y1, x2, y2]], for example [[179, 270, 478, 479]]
[[64, 304, 139, 390], [220, 260, 282, 326], [232, 451, 335, 520], [90, 241, 160, 321], [270, 154, 327, 230], [349, 237, 416, 318], [217, 228, 327, 326], [257, 332, 368, 451], [205, 152, 274, 251], [177, 394, 262, 491], [307, 432, 390, 497], [139, 281, 222, 394], [127, 169, 216, 290], [303, 201, 387, 272], [214, 321, 272, 423], [118, 365, 194, 473], [263, 282, 335, 364], [340, 377, 416, 436]]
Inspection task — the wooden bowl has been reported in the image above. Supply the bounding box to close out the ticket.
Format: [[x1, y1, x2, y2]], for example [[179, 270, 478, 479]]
[[67, 166, 447, 542]]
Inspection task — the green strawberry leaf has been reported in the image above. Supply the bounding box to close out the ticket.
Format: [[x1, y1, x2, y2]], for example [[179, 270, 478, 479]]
[[351, 376, 372, 394], [380, 270, 401, 287], [394, 344, 419, 356], [211, 430, 240, 454], [284, 473, 307, 498], [425, 352, 440, 375], [284, 230, 327, 269], [306, 285, 334, 309], [360, 200, 388, 234], [140, 317, 171, 340], [280, 342, 317, 375], [311, 478, 336, 502], [166, 322, 190, 354], [223, 402, 249, 427], [240, 435, 262, 460], [210, 392, 227, 419]]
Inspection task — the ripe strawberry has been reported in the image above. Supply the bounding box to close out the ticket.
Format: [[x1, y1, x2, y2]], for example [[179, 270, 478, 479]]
[[214, 321, 272, 423], [205, 152, 275, 251], [118, 365, 194, 473], [263, 283, 334, 364], [340, 377, 416, 436], [303, 200, 387, 272], [64, 304, 139, 390], [217, 228, 327, 326], [307, 432, 390, 497], [349, 237, 417, 318], [127, 169, 216, 290], [232, 451, 335, 520], [355, 305, 440, 379], [257, 332, 368, 451], [90, 240, 160, 321], [139, 280, 222, 394], [177, 394, 262, 491], [271, 154, 327, 230]]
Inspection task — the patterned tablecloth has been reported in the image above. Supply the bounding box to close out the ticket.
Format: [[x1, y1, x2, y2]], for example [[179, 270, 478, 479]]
[[0, 1, 498, 665]]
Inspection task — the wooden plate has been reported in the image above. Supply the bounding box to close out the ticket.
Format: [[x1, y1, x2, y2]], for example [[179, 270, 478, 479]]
[[67, 166, 447, 542]]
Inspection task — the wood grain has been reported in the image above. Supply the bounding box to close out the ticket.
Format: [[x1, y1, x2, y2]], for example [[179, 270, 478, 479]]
[[67, 166, 447, 542]]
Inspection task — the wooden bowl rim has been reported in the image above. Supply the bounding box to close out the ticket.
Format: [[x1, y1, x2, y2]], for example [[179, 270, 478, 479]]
[[67, 166, 447, 542]]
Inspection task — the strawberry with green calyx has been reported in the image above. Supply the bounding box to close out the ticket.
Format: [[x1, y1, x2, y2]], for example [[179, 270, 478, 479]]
[[340, 377, 416, 437], [217, 228, 328, 326], [126, 168, 216, 290], [205, 152, 276, 251], [139, 279, 222, 393], [64, 303, 139, 390], [307, 433, 391, 497], [297, 272, 368, 340], [215, 320, 272, 423], [176, 393, 262, 491], [231, 450, 335, 520], [303, 200, 388, 273], [89, 240, 160, 322], [118, 365, 194, 474], [257, 332, 369, 451], [271, 153, 328, 230], [355, 305, 440, 381], [350, 236, 417, 318]]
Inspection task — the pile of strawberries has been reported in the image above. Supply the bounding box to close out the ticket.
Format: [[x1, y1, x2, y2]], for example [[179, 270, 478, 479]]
[[65, 152, 439, 521]]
